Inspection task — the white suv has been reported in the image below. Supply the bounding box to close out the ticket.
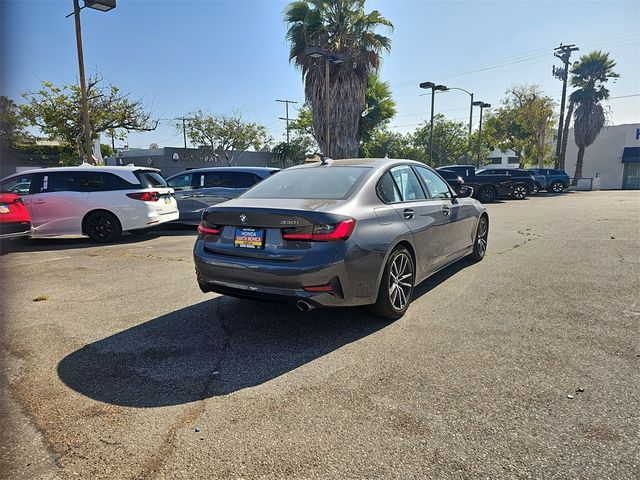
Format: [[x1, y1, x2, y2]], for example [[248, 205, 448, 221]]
[[0, 165, 179, 243]]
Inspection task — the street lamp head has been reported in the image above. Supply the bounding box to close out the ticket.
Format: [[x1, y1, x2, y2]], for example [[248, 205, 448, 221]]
[[482, 102, 491, 108], [330, 53, 349, 64], [435, 84, 448, 91], [304, 46, 328, 59], [419, 81, 436, 89], [84, 0, 116, 12], [472, 100, 483, 106]]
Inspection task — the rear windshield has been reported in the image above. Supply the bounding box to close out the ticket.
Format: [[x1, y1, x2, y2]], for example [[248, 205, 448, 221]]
[[134, 171, 167, 188], [241, 166, 369, 200]]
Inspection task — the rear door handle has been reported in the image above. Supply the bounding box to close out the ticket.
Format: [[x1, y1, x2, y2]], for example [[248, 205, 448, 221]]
[[403, 208, 415, 219]]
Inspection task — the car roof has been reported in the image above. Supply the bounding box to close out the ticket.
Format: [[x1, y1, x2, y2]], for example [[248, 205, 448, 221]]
[[1, 164, 159, 181], [166, 166, 280, 178], [287, 158, 432, 173]]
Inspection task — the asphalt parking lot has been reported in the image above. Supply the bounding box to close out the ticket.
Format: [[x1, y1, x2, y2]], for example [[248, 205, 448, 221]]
[[1, 190, 638, 480]]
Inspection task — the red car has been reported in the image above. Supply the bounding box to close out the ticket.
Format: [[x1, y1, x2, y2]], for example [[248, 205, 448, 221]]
[[0, 192, 32, 239]]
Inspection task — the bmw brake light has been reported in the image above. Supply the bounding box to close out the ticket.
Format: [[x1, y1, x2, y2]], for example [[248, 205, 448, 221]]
[[282, 218, 356, 241]]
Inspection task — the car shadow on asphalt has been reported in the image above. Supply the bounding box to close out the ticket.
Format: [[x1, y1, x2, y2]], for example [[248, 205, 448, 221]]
[[57, 259, 474, 408]]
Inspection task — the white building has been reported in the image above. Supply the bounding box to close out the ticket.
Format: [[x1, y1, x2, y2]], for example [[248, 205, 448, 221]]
[[565, 123, 640, 190]]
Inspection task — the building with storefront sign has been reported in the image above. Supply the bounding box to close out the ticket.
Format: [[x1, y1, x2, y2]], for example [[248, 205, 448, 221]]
[[565, 123, 640, 189], [105, 147, 277, 178]]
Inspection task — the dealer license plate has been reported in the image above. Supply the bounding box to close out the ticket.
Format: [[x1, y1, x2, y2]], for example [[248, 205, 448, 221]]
[[234, 227, 264, 249]]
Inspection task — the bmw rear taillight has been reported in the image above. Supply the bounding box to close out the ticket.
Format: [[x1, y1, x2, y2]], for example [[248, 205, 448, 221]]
[[282, 218, 356, 241], [197, 222, 222, 236], [127, 191, 160, 202]]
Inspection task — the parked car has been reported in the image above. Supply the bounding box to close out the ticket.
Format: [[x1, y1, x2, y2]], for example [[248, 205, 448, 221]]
[[0, 166, 179, 243], [528, 168, 570, 193], [437, 165, 512, 202], [165, 167, 279, 225], [0, 192, 32, 240], [194, 158, 488, 320], [475, 167, 536, 200], [436, 169, 466, 195]]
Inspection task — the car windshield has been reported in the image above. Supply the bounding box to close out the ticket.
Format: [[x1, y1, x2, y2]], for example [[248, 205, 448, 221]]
[[241, 166, 369, 200]]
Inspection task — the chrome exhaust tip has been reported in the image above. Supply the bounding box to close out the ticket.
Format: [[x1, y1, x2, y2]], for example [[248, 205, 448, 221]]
[[297, 300, 315, 312]]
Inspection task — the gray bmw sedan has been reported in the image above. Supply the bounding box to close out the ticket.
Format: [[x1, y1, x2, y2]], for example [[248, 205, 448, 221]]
[[194, 158, 488, 319]]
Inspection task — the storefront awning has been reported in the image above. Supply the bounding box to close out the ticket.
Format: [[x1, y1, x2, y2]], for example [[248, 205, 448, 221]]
[[622, 147, 640, 163]]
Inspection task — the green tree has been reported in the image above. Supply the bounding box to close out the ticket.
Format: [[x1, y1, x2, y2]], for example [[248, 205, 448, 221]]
[[484, 84, 555, 167], [361, 128, 425, 161], [0, 96, 32, 150], [359, 73, 396, 144], [569, 50, 619, 182], [285, 0, 393, 158], [20, 75, 156, 164], [185, 110, 272, 166], [412, 114, 469, 167]]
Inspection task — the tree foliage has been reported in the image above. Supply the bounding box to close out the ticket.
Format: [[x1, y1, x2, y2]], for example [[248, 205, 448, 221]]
[[359, 73, 396, 143], [285, 0, 393, 158], [412, 114, 470, 166], [569, 50, 619, 181], [0, 96, 32, 150], [20, 75, 157, 162], [185, 110, 272, 166], [484, 84, 555, 167]]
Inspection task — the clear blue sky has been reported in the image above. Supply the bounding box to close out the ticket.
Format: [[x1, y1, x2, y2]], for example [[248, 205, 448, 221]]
[[2, 0, 639, 149]]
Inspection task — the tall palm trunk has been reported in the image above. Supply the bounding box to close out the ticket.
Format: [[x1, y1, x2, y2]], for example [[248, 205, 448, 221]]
[[307, 63, 365, 159], [559, 100, 574, 171], [573, 145, 585, 185]]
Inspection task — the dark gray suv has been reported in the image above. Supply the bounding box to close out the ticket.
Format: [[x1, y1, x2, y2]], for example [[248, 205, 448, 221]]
[[166, 167, 279, 224]]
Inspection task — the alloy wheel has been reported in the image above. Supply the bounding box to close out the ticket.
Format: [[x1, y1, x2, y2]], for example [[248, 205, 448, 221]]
[[90, 215, 114, 240], [552, 182, 564, 193], [513, 186, 527, 199], [388, 252, 413, 311], [477, 218, 488, 257]]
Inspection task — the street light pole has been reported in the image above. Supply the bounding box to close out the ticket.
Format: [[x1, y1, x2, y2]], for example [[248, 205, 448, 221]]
[[473, 101, 491, 167], [73, 0, 93, 164], [69, 0, 116, 164], [325, 59, 330, 158], [419, 82, 448, 166]]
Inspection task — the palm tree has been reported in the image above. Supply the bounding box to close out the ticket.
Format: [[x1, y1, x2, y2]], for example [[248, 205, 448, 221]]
[[284, 0, 393, 158], [569, 51, 619, 182], [359, 73, 396, 145]]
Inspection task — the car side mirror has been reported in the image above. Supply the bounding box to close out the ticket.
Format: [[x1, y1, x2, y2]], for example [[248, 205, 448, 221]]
[[456, 185, 474, 198]]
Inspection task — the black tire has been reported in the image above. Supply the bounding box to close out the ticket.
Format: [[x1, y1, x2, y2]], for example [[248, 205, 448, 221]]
[[85, 211, 122, 243], [369, 246, 415, 320], [549, 181, 565, 193], [512, 184, 528, 200], [469, 215, 489, 262], [477, 186, 497, 203]]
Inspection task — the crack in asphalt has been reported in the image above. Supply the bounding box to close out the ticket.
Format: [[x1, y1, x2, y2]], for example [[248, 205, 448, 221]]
[[135, 299, 233, 480]]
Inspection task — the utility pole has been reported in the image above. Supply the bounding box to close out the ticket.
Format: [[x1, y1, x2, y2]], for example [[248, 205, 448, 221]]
[[176, 117, 194, 149], [553, 43, 579, 168], [276, 99, 298, 143]]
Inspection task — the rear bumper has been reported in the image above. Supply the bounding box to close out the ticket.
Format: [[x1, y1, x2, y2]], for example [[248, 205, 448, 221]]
[[0, 221, 31, 239], [193, 240, 380, 308]]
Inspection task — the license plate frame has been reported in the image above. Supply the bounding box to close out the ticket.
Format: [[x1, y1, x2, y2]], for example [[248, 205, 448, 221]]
[[234, 227, 265, 249]]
